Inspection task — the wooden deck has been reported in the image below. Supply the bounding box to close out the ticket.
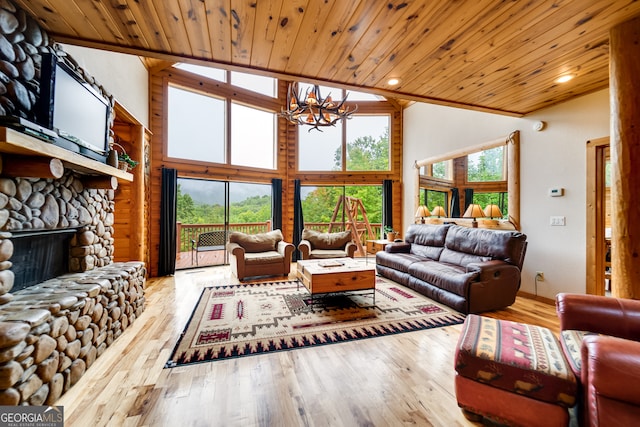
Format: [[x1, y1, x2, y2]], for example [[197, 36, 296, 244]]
[[175, 249, 226, 269]]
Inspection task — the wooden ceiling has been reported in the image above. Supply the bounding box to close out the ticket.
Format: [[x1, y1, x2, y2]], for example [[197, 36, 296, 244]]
[[17, 0, 640, 116]]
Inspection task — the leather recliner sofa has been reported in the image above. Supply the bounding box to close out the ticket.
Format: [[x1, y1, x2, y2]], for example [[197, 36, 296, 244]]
[[556, 293, 640, 426], [376, 224, 527, 313]]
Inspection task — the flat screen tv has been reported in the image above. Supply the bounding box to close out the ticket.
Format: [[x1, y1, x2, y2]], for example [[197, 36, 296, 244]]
[[36, 52, 110, 163]]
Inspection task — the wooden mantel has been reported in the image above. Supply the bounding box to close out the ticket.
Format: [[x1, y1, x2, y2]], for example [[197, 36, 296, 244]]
[[0, 127, 133, 181]]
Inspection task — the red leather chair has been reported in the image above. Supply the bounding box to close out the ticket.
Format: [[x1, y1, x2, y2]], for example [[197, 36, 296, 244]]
[[556, 293, 640, 426]]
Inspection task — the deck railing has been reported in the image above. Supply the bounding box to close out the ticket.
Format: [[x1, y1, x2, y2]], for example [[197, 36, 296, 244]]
[[176, 221, 272, 253], [177, 221, 383, 254]]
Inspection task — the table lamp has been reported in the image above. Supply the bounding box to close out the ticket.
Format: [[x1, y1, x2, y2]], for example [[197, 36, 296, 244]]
[[463, 203, 484, 228], [483, 204, 503, 226], [415, 205, 430, 223], [431, 206, 446, 218]]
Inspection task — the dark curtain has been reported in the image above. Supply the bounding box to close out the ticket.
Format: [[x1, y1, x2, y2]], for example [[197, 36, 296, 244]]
[[271, 178, 282, 231], [293, 179, 304, 261], [383, 179, 393, 233], [464, 188, 474, 212], [159, 168, 178, 276], [450, 187, 461, 218]]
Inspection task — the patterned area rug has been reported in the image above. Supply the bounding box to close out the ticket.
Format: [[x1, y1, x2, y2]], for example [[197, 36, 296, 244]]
[[166, 278, 466, 367]]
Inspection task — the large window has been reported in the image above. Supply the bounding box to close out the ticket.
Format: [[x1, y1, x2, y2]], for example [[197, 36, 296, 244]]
[[231, 103, 276, 169], [467, 146, 505, 182], [167, 85, 225, 163], [301, 185, 383, 242], [167, 67, 278, 169]]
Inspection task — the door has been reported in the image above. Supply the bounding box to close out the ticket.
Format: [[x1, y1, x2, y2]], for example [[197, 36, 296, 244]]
[[586, 137, 610, 295], [175, 179, 273, 269]]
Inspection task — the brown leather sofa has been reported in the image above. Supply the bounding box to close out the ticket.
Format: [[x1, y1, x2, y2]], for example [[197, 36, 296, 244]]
[[227, 229, 294, 280], [376, 224, 527, 313], [556, 293, 640, 426], [298, 229, 357, 259]]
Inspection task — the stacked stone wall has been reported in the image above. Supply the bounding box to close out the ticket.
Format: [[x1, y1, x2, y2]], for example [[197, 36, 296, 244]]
[[0, 172, 116, 297], [0, 262, 145, 405]]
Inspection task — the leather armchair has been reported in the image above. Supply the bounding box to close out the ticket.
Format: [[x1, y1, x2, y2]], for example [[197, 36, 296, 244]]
[[226, 229, 294, 280], [556, 293, 640, 426], [298, 229, 356, 260]]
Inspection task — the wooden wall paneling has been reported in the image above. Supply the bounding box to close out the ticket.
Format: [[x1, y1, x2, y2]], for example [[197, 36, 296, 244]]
[[354, 1, 487, 89], [74, 0, 132, 44], [148, 74, 165, 277], [426, 1, 617, 100], [325, 1, 419, 82], [229, 0, 258, 64], [176, 1, 214, 61], [25, 0, 112, 41], [299, 2, 365, 78], [204, 0, 232, 63], [381, 1, 526, 92], [267, 0, 308, 70], [120, 0, 171, 52], [248, 1, 281, 68], [420, 0, 579, 99], [284, 0, 345, 74]]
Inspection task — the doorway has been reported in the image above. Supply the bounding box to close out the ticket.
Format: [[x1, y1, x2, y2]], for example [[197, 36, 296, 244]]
[[175, 179, 272, 269], [586, 137, 610, 295]]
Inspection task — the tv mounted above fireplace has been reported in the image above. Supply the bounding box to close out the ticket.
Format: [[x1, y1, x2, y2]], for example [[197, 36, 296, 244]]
[[36, 51, 111, 163]]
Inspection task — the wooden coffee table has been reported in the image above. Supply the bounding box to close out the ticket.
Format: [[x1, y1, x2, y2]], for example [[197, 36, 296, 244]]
[[296, 257, 376, 305]]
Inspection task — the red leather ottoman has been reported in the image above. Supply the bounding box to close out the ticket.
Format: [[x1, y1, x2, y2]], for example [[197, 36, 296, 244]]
[[454, 314, 577, 426]]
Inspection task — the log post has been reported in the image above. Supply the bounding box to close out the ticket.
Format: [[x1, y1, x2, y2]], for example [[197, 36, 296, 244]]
[[0, 155, 64, 179], [610, 16, 640, 299], [82, 175, 119, 190]]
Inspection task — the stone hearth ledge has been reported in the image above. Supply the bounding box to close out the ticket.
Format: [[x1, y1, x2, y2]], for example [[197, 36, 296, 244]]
[[0, 261, 146, 405]]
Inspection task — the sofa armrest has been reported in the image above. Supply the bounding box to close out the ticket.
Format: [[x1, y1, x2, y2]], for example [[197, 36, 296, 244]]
[[465, 260, 512, 280], [583, 335, 640, 406], [298, 240, 311, 259], [556, 293, 640, 339], [385, 242, 411, 253], [277, 240, 295, 258], [345, 241, 357, 257], [226, 242, 245, 258]]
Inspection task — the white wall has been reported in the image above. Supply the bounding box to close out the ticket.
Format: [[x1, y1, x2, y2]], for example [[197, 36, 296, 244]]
[[61, 45, 149, 128], [403, 90, 610, 299]]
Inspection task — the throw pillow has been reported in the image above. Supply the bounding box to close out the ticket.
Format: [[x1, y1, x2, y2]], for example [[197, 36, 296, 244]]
[[302, 229, 352, 250], [229, 229, 283, 253]]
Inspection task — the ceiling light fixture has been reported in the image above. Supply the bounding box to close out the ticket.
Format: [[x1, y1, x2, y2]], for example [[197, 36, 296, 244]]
[[387, 78, 400, 86], [280, 83, 357, 132], [555, 74, 575, 84]]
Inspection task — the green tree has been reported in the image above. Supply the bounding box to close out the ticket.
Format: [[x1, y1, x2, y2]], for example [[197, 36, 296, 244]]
[[468, 146, 504, 182]]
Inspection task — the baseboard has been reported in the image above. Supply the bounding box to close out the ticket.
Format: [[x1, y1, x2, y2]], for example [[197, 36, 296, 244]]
[[517, 290, 555, 306]]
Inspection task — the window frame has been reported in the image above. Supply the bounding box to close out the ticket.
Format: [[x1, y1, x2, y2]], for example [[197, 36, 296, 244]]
[[163, 68, 281, 171]]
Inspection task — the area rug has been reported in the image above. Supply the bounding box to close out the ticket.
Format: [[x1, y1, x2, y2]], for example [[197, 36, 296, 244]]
[[165, 278, 466, 367]]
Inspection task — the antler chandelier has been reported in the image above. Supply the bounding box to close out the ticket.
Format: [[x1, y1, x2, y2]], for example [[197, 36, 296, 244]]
[[280, 83, 357, 131]]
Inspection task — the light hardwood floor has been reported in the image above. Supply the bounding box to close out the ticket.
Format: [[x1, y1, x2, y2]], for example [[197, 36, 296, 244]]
[[57, 265, 559, 426]]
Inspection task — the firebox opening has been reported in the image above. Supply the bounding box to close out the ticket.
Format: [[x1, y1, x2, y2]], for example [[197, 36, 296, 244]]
[[11, 229, 77, 293]]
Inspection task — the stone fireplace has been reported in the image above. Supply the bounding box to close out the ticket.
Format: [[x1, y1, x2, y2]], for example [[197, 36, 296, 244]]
[[0, 1, 147, 406], [0, 172, 146, 405]]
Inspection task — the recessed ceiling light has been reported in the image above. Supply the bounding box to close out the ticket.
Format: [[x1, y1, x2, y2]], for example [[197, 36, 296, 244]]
[[555, 74, 575, 83], [387, 78, 400, 86]]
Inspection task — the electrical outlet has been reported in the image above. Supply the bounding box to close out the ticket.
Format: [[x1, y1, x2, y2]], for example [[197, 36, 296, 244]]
[[535, 271, 544, 281]]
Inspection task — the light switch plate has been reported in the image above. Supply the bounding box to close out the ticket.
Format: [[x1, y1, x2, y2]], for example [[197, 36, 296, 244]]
[[550, 216, 566, 226]]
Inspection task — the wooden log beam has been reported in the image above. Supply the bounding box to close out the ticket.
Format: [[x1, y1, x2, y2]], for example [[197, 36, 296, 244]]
[[82, 175, 119, 190], [0, 155, 64, 178], [610, 16, 640, 299]]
